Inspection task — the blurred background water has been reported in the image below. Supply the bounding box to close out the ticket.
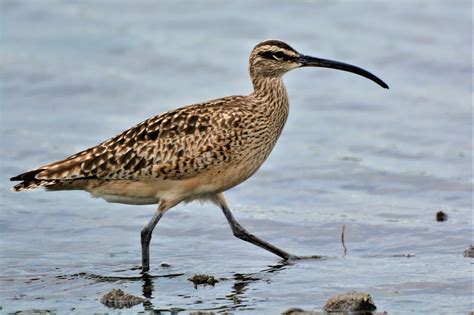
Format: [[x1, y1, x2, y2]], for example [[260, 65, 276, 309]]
[[0, 0, 472, 313]]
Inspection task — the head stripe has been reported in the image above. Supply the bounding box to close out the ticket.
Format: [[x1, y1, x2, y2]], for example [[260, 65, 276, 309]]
[[257, 50, 297, 61], [254, 40, 297, 52]]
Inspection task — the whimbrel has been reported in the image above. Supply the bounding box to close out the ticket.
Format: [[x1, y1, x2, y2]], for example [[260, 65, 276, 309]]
[[11, 40, 388, 272]]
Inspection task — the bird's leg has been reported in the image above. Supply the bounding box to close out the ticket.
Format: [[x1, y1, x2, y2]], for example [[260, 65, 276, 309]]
[[140, 200, 172, 273], [214, 193, 299, 261]]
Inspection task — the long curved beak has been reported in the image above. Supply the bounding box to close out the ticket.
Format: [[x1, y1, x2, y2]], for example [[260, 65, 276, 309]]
[[299, 55, 389, 89]]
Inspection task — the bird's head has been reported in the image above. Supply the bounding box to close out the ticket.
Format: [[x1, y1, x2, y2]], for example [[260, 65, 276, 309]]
[[249, 39, 389, 89]]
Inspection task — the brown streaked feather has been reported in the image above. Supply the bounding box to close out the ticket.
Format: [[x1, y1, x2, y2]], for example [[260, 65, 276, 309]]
[[11, 96, 267, 190]]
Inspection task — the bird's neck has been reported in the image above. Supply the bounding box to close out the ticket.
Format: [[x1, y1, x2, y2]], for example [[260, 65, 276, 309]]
[[250, 75, 289, 138], [251, 76, 289, 109]]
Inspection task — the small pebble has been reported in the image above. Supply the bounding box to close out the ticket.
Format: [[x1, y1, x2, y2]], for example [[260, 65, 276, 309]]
[[436, 211, 448, 222], [188, 274, 218, 286], [281, 307, 321, 315], [14, 311, 51, 315], [393, 253, 415, 258], [325, 291, 376, 312], [464, 245, 474, 258]]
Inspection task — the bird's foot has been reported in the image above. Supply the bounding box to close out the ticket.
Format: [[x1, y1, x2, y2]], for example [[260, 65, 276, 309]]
[[140, 265, 150, 274]]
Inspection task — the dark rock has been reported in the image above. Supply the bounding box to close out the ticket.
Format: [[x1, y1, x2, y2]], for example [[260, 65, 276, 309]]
[[325, 291, 376, 312], [281, 307, 322, 314], [436, 211, 448, 222], [464, 245, 474, 258], [101, 288, 145, 309]]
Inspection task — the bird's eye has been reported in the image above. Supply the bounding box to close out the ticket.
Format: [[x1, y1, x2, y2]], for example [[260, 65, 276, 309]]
[[272, 51, 286, 61]]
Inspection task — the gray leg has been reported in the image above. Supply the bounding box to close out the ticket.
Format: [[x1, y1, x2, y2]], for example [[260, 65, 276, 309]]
[[141, 201, 172, 273], [214, 193, 299, 261]]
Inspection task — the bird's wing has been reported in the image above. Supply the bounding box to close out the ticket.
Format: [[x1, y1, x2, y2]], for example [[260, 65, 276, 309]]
[[12, 96, 251, 183]]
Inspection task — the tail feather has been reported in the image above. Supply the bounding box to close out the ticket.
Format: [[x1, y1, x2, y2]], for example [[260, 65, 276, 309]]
[[12, 179, 57, 192], [10, 169, 46, 182], [11, 167, 98, 192]]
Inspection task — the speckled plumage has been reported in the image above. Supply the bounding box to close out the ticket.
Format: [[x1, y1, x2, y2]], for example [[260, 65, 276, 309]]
[[11, 39, 388, 271]]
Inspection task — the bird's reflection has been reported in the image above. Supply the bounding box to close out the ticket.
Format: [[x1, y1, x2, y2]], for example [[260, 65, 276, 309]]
[[87, 261, 291, 311], [141, 272, 154, 299], [145, 261, 290, 311]]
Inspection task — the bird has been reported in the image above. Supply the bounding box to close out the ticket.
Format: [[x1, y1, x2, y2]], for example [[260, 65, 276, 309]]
[[10, 39, 389, 272]]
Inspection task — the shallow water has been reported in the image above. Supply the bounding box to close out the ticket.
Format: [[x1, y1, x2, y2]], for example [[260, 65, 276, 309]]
[[0, 0, 472, 313]]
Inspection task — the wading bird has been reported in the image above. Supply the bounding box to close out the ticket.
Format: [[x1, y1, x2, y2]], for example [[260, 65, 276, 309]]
[[11, 40, 388, 272]]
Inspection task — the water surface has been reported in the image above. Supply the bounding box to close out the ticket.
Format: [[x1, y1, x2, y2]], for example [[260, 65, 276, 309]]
[[0, 0, 472, 313]]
